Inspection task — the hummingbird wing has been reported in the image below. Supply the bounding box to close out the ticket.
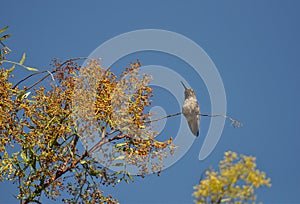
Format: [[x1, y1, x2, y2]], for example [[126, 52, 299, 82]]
[[187, 114, 199, 137], [182, 98, 200, 137]]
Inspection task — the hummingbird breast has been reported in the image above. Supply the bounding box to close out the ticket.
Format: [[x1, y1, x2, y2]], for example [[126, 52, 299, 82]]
[[182, 97, 199, 116]]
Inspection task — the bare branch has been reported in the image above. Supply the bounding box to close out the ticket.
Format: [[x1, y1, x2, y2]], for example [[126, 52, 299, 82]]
[[24, 72, 52, 91], [14, 57, 88, 90], [199, 113, 242, 128], [145, 112, 182, 123], [12, 70, 48, 89], [145, 112, 242, 128], [88, 133, 128, 154]]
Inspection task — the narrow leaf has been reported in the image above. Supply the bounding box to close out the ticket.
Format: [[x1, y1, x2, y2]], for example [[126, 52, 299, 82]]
[[8, 65, 15, 73], [19, 53, 26, 65], [90, 169, 101, 176], [20, 151, 28, 162], [0, 26, 8, 34], [112, 171, 122, 176], [114, 155, 125, 161], [0, 34, 11, 41], [116, 178, 122, 184], [80, 160, 87, 165], [115, 143, 127, 148], [1, 60, 39, 71], [25, 66, 38, 71], [126, 172, 134, 182], [17, 90, 25, 100], [21, 92, 31, 100], [123, 177, 129, 184], [112, 162, 125, 167]]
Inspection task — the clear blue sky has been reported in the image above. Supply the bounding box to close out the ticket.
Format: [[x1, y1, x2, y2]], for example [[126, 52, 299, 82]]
[[1, 1, 300, 203]]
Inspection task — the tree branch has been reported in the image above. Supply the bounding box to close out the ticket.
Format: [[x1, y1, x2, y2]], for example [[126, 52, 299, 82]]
[[23, 150, 89, 204], [14, 57, 87, 90], [88, 133, 127, 154], [12, 70, 48, 89], [146, 112, 242, 128], [145, 112, 182, 123], [199, 113, 242, 128]]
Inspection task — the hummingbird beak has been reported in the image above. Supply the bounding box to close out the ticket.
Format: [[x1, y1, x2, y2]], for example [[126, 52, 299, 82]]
[[181, 81, 188, 90]]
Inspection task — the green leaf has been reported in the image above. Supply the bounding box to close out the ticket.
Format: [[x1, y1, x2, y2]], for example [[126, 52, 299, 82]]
[[112, 162, 125, 167], [3, 151, 8, 158], [25, 99, 36, 103], [17, 91, 31, 101], [22, 91, 31, 100], [8, 65, 15, 73], [19, 53, 26, 65], [116, 178, 122, 184], [80, 160, 87, 165], [115, 143, 127, 148], [20, 151, 28, 162], [30, 154, 36, 170], [89, 168, 101, 176], [12, 152, 20, 157], [0, 26, 8, 34], [25, 66, 38, 71], [126, 172, 134, 182], [123, 177, 129, 184], [112, 171, 122, 176], [1, 60, 39, 72], [0, 34, 11, 41], [114, 155, 125, 161], [16, 90, 25, 100]]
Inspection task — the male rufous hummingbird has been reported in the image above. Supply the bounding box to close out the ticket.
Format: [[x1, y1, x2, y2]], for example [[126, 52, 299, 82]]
[[181, 81, 200, 136]]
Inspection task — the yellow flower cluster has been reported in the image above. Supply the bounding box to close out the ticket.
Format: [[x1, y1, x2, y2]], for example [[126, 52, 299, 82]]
[[193, 151, 271, 203]]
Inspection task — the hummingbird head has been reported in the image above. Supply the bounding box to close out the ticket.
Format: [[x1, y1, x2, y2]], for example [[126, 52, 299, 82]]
[[181, 81, 196, 99]]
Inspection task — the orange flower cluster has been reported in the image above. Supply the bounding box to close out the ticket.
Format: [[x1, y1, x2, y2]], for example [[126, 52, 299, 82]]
[[0, 55, 176, 202], [95, 68, 118, 128], [121, 137, 173, 157]]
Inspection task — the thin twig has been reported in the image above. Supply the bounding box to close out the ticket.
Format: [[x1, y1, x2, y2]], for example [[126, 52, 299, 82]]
[[12, 70, 48, 89], [0, 41, 6, 47], [47, 70, 57, 86], [14, 57, 88, 90], [198, 166, 213, 184], [1, 60, 38, 71], [145, 112, 242, 128], [107, 129, 120, 136], [88, 134, 127, 154], [24, 72, 53, 91], [199, 113, 242, 128], [144, 112, 182, 123]]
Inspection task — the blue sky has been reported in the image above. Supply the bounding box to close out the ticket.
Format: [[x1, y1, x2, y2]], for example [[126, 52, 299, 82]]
[[1, 1, 300, 203]]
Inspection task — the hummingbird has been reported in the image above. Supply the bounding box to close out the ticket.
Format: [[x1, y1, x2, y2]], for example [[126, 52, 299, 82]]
[[181, 81, 200, 136]]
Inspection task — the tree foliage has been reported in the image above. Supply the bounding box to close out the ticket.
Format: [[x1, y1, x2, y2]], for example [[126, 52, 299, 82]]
[[0, 27, 175, 203], [193, 151, 271, 204], [1, 26, 270, 204]]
